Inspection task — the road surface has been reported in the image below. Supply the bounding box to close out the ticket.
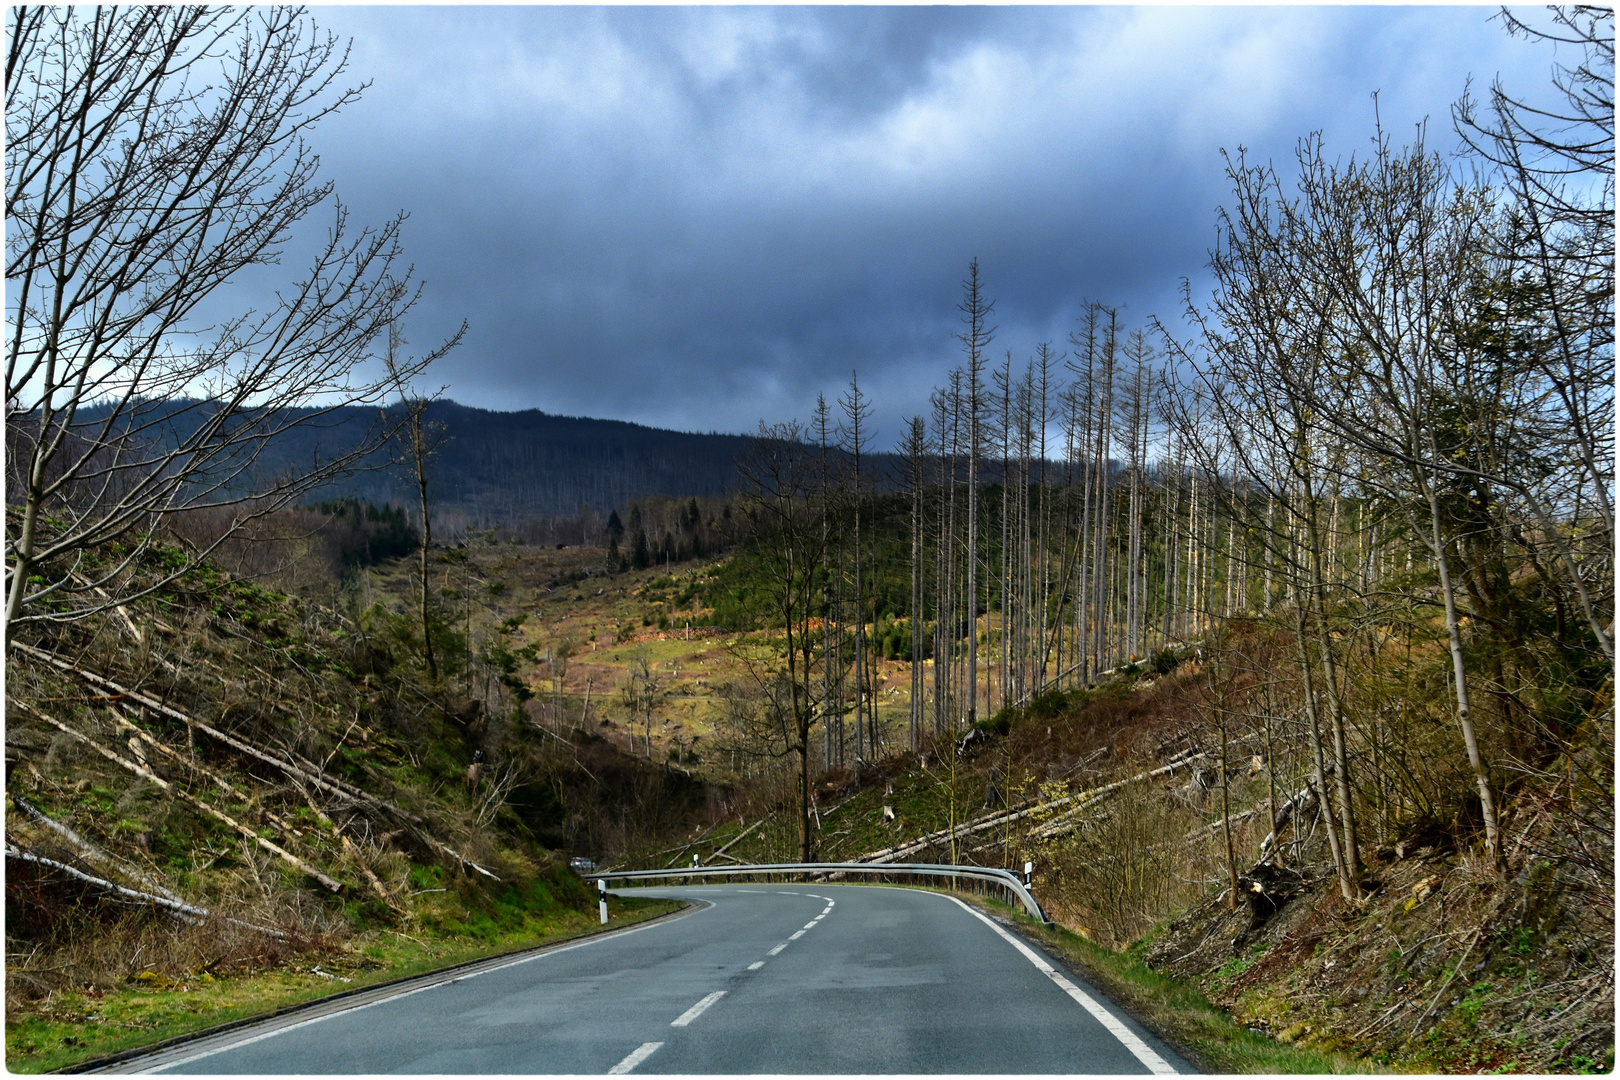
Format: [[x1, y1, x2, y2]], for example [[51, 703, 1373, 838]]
[[111, 883, 1193, 1074]]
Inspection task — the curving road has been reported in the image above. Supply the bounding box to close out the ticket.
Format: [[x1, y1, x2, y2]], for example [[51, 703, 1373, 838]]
[[113, 884, 1193, 1074]]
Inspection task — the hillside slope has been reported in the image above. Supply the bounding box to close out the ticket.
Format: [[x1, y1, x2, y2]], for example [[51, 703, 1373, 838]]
[[3, 536, 706, 1071], [657, 651, 1613, 1074]]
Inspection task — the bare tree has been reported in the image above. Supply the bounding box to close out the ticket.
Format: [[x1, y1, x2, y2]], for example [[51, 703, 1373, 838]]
[[619, 652, 662, 759], [956, 260, 994, 725], [899, 415, 929, 752], [812, 394, 841, 769], [383, 322, 464, 682], [732, 421, 828, 861], [5, 8, 454, 634], [839, 372, 873, 757], [1453, 7, 1614, 660]]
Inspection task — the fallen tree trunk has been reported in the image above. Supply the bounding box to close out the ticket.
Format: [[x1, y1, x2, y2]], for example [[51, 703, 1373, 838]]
[[703, 819, 764, 865], [111, 709, 244, 801], [297, 787, 402, 911], [17, 643, 500, 882], [17, 644, 377, 813], [15, 702, 345, 894], [11, 794, 184, 903], [666, 818, 724, 868], [853, 797, 1046, 864], [96, 708, 305, 842], [1029, 751, 1213, 842], [854, 749, 1211, 861], [1187, 802, 1269, 841], [1256, 779, 1321, 861], [6, 843, 286, 938]]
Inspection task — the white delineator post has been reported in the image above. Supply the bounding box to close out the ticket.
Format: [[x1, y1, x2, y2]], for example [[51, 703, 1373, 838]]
[[1024, 861, 1034, 888], [599, 878, 609, 924]]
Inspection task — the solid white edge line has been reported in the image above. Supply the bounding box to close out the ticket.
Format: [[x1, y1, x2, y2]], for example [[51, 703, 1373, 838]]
[[670, 990, 727, 1027], [138, 905, 704, 1074], [137, 976, 443, 1075], [607, 1041, 664, 1074], [944, 895, 1177, 1075]]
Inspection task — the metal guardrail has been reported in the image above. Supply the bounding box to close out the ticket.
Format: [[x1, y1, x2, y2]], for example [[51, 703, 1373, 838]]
[[586, 862, 1053, 926]]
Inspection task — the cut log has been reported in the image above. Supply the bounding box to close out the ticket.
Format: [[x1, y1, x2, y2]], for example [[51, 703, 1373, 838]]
[[1236, 861, 1307, 925]]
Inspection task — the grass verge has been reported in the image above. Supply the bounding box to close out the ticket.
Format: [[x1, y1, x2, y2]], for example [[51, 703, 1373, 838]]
[[7, 896, 683, 1074], [947, 890, 1359, 1074]]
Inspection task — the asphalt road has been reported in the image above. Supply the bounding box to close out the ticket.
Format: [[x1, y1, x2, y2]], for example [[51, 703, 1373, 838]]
[[115, 884, 1194, 1074]]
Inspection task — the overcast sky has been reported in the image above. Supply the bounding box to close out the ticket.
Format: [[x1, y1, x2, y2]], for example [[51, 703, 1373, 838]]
[[299, 5, 1560, 445]]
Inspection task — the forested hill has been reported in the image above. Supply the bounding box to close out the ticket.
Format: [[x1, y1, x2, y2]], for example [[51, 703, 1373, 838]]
[[51, 399, 759, 523], [51, 397, 906, 526], [319, 401, 758, 522]]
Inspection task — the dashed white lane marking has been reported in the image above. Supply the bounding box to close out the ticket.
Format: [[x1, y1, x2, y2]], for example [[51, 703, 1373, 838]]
[[803, 921, 818, 929], [670, 990, 727, 1028], [944, 896, 1177, 1074], [776, 890, 800, 895], [747, 960, 765, 970], [608, 1042, 663, 1074], [768, 943, 787, 955], [735, 889, 767, 894], [789, 929, 806, 940]]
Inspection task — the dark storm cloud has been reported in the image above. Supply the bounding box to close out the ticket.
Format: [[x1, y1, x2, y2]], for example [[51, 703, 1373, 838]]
[[295, 5, 1552, 444]]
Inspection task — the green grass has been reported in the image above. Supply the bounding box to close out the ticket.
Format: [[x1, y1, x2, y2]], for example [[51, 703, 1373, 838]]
[[5, 896, 682, 1074]]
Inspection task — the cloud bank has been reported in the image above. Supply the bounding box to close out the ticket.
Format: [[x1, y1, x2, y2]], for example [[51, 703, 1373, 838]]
[[296, 6, 1554, 444]]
